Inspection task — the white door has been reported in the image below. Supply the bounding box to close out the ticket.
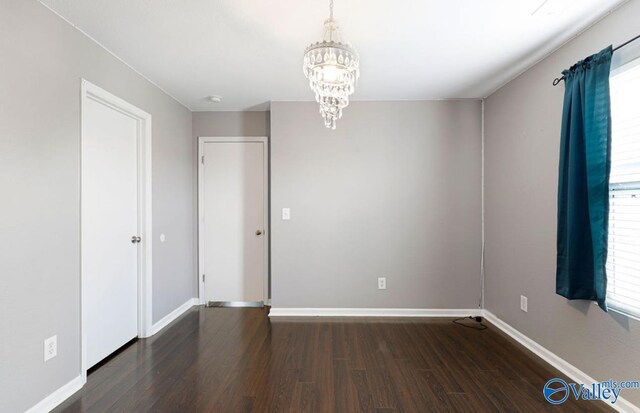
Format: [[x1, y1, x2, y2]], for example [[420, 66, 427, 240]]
[[82, 97, 139, 369], [202, 141, 266, 305]]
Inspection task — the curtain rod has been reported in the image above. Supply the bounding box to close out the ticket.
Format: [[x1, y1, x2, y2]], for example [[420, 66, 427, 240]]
[[552, 34, 640, 86]]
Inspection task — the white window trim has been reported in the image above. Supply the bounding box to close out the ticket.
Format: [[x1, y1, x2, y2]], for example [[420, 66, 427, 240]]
[[606, 55, 640, 320]]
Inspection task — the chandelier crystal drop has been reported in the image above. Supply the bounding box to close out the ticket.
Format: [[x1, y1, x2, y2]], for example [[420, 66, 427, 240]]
[[303, 0, 359, 129]]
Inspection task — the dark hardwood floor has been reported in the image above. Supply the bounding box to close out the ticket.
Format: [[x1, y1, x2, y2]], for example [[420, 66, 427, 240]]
[[54, 307, 614, 413]]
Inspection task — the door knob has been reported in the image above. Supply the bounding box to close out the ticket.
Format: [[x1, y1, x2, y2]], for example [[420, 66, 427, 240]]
[[255, 230, 263, 236], [131, 236, 141, 243]]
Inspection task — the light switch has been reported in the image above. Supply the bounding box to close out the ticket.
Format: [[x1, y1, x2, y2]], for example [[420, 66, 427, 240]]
[[282, 208, 290, 220]]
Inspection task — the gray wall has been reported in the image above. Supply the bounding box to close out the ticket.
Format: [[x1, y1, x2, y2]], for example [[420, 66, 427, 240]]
[[484, 0, 640, 407], [270, 101, 482, 308], [192, 111, 270, 138], [0, 1, 194, 412]]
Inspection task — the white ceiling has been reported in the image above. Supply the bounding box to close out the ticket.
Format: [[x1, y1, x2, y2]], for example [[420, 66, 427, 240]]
[[39, 0, 627, 111]]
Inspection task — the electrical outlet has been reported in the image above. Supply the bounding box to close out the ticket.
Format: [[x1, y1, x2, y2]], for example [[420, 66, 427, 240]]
[[282, 208, 290, 220], [378, 277, 386, 290], [520, 295, 528, 312], [44, 335, 57, 362]]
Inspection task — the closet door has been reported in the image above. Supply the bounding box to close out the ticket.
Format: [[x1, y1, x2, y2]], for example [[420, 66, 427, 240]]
[[82, 95, 139, 368]]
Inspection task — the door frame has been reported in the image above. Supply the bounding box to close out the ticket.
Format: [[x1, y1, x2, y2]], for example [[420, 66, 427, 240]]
[[197, 136, 270, 305], [80, 79, 153, 382]]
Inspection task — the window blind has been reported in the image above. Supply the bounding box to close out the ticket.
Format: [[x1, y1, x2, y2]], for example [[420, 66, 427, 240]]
[[607, 58, 640, 318]]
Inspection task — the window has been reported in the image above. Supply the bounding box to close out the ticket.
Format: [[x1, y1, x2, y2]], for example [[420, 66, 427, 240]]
[[607, 58, 640, 318]]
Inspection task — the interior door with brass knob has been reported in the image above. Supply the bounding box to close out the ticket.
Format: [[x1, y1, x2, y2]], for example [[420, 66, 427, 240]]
[[200, 139, 267, 307]]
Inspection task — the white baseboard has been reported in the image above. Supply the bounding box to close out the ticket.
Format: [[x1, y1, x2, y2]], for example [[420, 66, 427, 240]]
[[149, 298, 199, 336], [25, 374, 83, 413], [483, 310, 640, 413], [268, 307, 482, 317]]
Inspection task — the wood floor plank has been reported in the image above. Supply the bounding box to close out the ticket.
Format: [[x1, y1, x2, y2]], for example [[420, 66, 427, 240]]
[[350, 369, 376, 413], [53, 308, 616, 413]]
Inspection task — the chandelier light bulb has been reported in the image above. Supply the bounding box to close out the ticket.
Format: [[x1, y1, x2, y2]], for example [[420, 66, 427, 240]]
[[321, 65, 339, 82], [303, 0, 359, 130]]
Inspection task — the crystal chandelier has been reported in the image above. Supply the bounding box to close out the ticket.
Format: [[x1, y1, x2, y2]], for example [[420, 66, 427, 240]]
[[303, 0, 359, 129]]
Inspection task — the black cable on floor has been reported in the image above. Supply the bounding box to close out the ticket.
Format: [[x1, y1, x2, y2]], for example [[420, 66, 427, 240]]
[[453, 316, 488, 330]]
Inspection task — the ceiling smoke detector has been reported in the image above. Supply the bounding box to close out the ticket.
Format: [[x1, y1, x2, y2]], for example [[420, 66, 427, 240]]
[[207, 95, 222, 103]]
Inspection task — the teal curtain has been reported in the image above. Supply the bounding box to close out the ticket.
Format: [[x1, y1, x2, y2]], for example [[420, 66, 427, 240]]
[[556, 46, 613, 311]]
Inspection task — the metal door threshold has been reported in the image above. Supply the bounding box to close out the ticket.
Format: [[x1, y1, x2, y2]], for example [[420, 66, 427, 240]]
[[205, 301, 264, 308]]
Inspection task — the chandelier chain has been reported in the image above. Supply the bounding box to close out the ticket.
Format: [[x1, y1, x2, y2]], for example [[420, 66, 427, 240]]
[[329, 0, 334, 21]]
